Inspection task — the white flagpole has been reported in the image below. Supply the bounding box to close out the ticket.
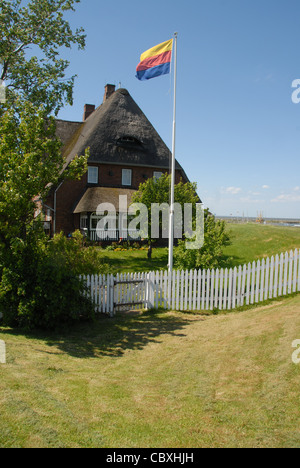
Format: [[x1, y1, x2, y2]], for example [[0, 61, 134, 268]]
[[168, 32, 178, 273]]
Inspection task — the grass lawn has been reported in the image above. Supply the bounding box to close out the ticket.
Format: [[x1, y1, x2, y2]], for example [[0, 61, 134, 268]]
[[98, 246, 169, 273], [221, 223, 300, 268], [1, 294, 300, 448], [94, 223, 300, 274]]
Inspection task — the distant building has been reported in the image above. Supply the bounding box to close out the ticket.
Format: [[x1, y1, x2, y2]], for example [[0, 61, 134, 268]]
[[45, 84, 196, 241]]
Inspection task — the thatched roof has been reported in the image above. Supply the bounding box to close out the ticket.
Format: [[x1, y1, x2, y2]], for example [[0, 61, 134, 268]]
[[59, 88, 187, 177], [56, 119, 83, 147], [73, 187, 136, 213]]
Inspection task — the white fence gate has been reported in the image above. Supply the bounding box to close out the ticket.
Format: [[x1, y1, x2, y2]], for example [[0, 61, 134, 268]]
[[81, 272, 148, 317], [81, 249, 300, 317]]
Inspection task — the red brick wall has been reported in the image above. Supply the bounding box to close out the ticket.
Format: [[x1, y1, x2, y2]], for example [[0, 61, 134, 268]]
[[50, 164, 187, 235], [93, 164, 185, 190], [55, 176, 87, 235]]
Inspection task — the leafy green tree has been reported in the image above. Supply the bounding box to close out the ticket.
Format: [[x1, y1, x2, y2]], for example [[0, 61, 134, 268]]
[[131, 173, 199, 241], [175, 209, 231, 270], [0, 0, 87, 244], [0, 0, 91, 329], [0, 100, 90, 329], [0, 100, 88, 245], [0, 0, 85, 114], [132, 173, 199, 207], [131, 173, 230, 270]]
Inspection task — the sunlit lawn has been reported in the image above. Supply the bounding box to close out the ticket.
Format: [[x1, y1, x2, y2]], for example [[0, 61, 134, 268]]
[[93, 223, 300, 274], [221, 223, 300, 267], [1, 295, 300, 448], [1, 222, 300, 448]]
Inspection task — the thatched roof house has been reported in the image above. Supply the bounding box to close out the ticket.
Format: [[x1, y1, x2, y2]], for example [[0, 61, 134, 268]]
[[45, 84, 195, 241]]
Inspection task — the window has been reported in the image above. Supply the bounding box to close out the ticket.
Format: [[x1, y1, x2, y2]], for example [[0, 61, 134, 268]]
[[45, 209, 51, 222], [122, 169, 132, 186], [90, 212, 118, 235], [116, 136, 143, 149], [80, 214, 88, 230], [88, 166, 98, 184], [153, 171, 163, 181]]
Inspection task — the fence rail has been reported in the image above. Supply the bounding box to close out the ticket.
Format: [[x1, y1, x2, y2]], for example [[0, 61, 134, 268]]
[[81, 249, 300, 317], [89, 230, 141, 242]]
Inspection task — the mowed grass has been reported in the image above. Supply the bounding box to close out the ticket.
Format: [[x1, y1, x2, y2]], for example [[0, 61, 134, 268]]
[[98, 246, 168, 273], [94, 223, 300, 273], [221, 223, 300, 268], [1, 295, 300, 448]]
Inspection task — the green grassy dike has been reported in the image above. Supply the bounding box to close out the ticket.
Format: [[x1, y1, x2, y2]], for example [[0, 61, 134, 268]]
[[92, 223, 300, 274]]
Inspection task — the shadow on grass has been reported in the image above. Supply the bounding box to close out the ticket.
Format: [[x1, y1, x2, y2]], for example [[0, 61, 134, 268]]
[[0, 309, 201, 359], [218, 254, 247, 269]]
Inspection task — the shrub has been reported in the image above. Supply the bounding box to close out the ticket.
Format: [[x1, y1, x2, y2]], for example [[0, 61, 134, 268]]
[[174, 211, 231, 270], [0, 233, 95, 330], [48, 231, 108, 275]]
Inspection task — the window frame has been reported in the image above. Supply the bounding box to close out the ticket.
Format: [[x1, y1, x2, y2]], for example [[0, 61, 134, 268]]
[[87, 166, 98, 184], [80, 213, 88, 230], [122, 168, 132, 186]]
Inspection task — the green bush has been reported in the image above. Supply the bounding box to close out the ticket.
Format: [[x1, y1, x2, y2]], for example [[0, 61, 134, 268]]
[[48, 230, 108, 275], [0, 233, 95, 330], [174, 211, 231, 270]]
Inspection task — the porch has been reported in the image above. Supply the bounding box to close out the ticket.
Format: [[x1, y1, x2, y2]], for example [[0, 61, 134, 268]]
[[74, 186, 138, 242], [85, 229, 141, 242]]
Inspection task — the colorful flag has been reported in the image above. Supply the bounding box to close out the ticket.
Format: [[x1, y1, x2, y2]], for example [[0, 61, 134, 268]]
[[136, 39, 173, 81]]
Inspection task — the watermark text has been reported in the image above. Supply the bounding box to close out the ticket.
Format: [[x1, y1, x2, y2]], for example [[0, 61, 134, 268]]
[[291, 79, 300, 104], [95, 197, 204, 249], [292, 339, 300, 364]]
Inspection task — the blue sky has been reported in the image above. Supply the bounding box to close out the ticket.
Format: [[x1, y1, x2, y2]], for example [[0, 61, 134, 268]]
[[56, 0, 300, 219]]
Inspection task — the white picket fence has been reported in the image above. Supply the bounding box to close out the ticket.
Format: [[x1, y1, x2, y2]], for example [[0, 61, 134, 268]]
[[81, 249, 300, 317]]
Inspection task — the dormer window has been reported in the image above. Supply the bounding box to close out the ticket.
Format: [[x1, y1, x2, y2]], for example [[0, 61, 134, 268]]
[[116, 136, 143, 150]]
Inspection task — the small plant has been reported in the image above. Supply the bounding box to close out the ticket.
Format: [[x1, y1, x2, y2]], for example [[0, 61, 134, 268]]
[[105, 243, 116, 251]]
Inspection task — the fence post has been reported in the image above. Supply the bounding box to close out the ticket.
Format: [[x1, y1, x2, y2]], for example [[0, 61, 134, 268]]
[[260, 259, 265, 302], [197, 269, 202, 311], [210, 269, 215, 310], [241, 264, 247, 306], [227, 268, 233, 310], [264, 257, 269, 301], [176, 270, 180, 310], [298, 248, 300, 292], [232, 267, 237, 309], [283, 252, 289, 296], [255, 260, 260, 303], [147, 272, 155, 310], [293, 249, 298, 293], [223, 269, 228, 310], [218, 269, 223, 310], [110, 274, 115, 317], [180, 270, 185, 310], [269, 256, 275, 299]]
